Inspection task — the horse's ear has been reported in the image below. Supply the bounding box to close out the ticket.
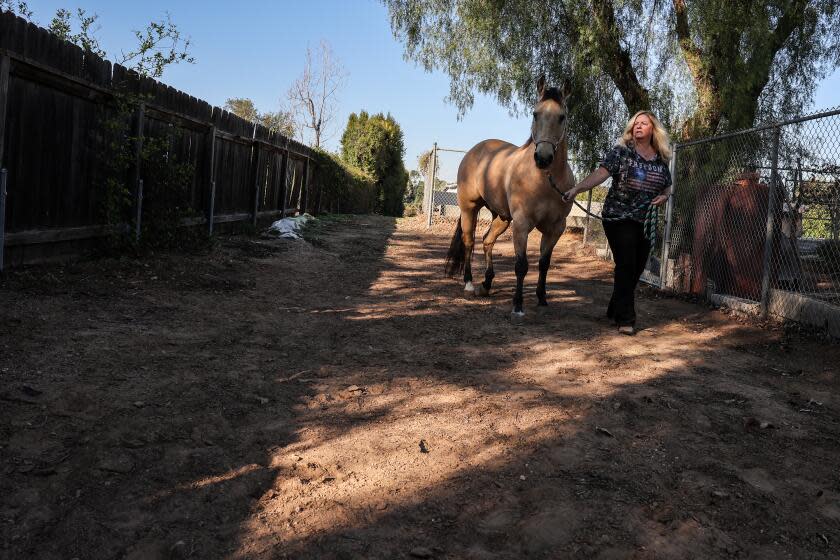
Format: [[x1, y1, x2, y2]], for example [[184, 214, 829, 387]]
[[537, 74, 546, 98], [561, 78, 573, 104]]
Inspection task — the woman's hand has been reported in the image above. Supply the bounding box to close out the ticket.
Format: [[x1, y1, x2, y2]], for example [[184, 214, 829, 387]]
[[651, 192, 670, 206], [563, 167, 608, 203]]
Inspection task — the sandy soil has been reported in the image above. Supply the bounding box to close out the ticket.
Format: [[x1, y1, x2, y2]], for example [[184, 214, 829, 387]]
[[1, 214, 839, 560]]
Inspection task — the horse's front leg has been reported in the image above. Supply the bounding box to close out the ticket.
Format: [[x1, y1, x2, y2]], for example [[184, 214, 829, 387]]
[[536, 220, 566, 307], [510, 220, 531, 323]]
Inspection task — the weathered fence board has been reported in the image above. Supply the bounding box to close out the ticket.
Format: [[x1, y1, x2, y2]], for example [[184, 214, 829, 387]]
[[0, 9, 354, 266]]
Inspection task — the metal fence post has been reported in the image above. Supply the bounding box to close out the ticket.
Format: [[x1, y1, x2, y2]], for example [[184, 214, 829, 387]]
[[131, 103, 145, 241], [250, 126, 261, 227], [0, 168, 7, 272], [427, 142, 437, 228], [660, 147, 678, 289], [278, 148, 289, 219], [208, 180, 216, 234], [423, 152, 431, 226], [207, 126, 217, 234], [0, 55, 8, 271], [0, 55, 10, 173], [134, 179, 143, 242], [760, 126, 782, 318], [300, 156, 312, 214]]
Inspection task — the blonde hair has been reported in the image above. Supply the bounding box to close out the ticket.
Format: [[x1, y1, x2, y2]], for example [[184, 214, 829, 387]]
[[618, 110, 672, 162]]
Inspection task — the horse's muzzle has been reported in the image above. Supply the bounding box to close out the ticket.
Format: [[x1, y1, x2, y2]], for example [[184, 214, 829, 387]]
[[534, 151, 553, 169]]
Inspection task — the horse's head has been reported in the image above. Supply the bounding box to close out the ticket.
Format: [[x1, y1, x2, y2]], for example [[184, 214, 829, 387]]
[[531, 74, 572, 170]]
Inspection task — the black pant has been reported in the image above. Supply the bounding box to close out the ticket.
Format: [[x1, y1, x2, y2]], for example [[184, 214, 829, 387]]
[[603, 219, 651, 326]]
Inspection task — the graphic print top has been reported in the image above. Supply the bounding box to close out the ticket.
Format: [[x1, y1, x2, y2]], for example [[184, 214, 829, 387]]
[[599, 145, 671, 223]]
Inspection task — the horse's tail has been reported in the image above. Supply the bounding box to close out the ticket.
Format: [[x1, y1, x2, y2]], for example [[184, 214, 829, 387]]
[[444, 216, 466, 277]]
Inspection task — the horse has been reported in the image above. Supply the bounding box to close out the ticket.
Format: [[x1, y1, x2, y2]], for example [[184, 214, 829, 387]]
[[445, 75, 574, 323]]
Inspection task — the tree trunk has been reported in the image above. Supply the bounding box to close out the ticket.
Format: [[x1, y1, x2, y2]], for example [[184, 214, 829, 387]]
[[588, 0, 650, 114]]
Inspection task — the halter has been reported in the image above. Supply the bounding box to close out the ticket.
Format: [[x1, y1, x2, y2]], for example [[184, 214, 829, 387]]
[[533, 125, 566, 157], [533, 139, 560, 155], [535, 128, 602, 220]]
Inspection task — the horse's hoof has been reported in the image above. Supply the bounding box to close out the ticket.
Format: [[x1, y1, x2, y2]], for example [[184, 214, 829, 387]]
[[510, 310, 526, 324], [475, 284, 490, 297], [463, 282, 476, 298], [536, 304, 549, 317]]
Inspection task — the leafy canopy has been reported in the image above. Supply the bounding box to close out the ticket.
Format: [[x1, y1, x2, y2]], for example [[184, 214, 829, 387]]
[[341, 111, 409, 216], [384, 0, 840, 163]]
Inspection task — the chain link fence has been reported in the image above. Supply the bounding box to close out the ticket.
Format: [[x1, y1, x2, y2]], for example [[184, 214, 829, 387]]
[[422, 143, 488, 225], [651, 107, 840, 336]]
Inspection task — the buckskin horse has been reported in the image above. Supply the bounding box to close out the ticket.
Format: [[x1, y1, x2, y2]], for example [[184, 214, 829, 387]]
[[445, 75, 574, 323]]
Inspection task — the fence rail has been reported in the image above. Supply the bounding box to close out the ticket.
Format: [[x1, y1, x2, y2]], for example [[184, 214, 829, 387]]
[[0, 10, 362, 268]]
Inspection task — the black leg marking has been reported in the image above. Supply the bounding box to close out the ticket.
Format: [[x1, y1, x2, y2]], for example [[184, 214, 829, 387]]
[[513, 254, 528, 313], [482, 267, 495, 291], [536, 255, 551, 306]]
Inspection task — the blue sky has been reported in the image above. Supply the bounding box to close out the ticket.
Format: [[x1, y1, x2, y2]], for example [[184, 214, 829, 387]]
[[21, 0, 840, 182]]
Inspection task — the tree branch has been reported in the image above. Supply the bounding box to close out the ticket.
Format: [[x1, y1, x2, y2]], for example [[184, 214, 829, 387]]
[[672, 0, 721, 138], [589, 0, 650, 113], [744, 0, 809, 100]]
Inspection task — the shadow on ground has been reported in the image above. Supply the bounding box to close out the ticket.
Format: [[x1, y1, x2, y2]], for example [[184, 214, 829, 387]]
[[1, 215, 839, 559]]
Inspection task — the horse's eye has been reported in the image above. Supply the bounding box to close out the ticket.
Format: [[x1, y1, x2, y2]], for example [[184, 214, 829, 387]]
[[533, 111, 538, 119], [558, 115, 566, 123]]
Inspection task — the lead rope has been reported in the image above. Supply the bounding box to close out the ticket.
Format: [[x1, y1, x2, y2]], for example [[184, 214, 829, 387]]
[[547, 172, 658, 248]]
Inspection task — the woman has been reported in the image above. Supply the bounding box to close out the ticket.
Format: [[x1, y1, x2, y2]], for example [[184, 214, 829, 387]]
[[563, 111, 672, 335]]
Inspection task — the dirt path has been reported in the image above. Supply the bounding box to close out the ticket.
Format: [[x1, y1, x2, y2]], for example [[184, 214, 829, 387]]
[[2, 215, 839, 560]]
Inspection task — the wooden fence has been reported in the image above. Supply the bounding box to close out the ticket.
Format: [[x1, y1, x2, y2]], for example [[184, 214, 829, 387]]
[[0, 10, 351, 268]]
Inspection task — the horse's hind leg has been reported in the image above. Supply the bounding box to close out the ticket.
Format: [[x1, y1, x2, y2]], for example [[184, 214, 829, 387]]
[[536, 219, 566, 308], [461, 205, 481, 296], [475, 215, 510, 297]]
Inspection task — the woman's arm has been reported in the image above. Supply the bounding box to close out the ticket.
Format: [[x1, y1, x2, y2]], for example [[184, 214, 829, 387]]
[[561, 167, 611, 202]]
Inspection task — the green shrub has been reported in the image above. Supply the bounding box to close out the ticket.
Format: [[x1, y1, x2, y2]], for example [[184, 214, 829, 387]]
[[312, 148, 377, 214]]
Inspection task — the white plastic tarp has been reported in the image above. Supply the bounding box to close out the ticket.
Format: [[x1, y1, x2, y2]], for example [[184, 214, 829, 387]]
[[266, 213, 315, 240]]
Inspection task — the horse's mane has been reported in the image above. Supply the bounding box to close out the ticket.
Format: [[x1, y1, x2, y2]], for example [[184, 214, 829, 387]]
[[541, 87, 566, 104]]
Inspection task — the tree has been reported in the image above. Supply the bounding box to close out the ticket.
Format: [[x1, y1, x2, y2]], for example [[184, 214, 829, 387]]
[[224, 98, 261, 123], [287, 40, 347, 148], [259, 110, 296, 138], [48, 8, 104, 58], [224, 97, 295, 137], [341, 111, 408, 216], [116, 12, 193, 79], [417, 148, 439, 179], [3, 3, 193, 79], [384, 0, 840, 160], [799, 166, 840, 240], [405, 169, 424, 205], [0, 1, 32, 19]]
